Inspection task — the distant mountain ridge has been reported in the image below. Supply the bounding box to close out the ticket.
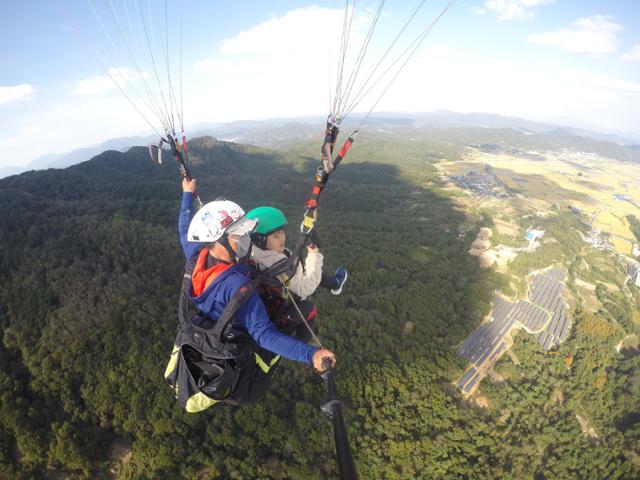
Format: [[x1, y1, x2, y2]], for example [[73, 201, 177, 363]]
[[408, 111, 640, 145], [2, 110, 639, 179]]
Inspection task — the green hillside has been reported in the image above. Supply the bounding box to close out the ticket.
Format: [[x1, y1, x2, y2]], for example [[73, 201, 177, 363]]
[[0, 136, 638, 479]]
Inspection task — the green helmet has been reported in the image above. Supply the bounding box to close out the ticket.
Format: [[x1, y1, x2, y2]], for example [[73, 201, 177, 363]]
[[246, 206, 288, 236]]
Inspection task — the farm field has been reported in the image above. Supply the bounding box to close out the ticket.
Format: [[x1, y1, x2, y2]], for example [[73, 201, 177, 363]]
[[448, 150, 640, 254]]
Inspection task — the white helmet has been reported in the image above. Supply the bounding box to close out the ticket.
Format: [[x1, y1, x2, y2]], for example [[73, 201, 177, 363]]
[[187, 199, 258, 243]]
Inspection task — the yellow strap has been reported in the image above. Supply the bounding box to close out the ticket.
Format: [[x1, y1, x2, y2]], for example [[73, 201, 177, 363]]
[[186, 392, 219, 413], [303, 215, 316, 229], [254, 353, 281, 373], [163, 345, 180, 379]]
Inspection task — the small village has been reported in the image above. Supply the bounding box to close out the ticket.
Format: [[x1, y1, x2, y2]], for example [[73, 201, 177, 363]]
[[449, 164, 512, 198]]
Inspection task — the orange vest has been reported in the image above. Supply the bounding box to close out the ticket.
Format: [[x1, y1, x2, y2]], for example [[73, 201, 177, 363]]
[[191, 248, 231, 297]]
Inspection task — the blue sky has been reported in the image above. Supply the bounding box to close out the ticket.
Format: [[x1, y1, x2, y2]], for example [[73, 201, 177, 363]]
[[1, 0, 639, 168]]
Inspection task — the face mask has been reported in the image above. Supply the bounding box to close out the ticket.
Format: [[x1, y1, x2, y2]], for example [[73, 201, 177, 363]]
[[234, 233, 252, 260]]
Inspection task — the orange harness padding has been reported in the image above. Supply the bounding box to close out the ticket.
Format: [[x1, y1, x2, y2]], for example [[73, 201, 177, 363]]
[[191, 248, 231, 297]]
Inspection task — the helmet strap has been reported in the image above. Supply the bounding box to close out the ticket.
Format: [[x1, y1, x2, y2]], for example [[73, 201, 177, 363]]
[[206, 252, 231, 267], [218, 234, 239, 264]]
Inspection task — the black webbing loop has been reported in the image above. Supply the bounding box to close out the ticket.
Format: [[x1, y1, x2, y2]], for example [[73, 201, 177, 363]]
[[178, 254, 199, 328], [211, 279, 259, 342], [168, 134, 192, 180]]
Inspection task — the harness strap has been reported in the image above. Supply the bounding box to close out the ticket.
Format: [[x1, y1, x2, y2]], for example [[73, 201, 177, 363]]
[[180, 251, 298, 345], [211, 280, 259, 342], [211, 256, 295, 341], [178, 255, 200, 328]]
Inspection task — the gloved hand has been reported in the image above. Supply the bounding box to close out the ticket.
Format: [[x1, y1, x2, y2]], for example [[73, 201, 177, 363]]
[[305, 229, 322, 249]]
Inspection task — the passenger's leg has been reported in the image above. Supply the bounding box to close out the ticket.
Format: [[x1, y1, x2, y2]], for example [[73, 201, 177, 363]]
[[320, 270, 340, 290]]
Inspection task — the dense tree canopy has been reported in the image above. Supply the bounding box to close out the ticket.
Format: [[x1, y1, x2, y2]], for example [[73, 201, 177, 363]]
[[0, 137, 638, 479]]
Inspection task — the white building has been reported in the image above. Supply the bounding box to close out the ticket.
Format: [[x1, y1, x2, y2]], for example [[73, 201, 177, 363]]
[[525, 229, 545, 242]]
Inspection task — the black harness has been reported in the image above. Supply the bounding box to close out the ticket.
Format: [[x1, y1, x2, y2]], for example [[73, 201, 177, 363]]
[[164, 253, 292, 412]]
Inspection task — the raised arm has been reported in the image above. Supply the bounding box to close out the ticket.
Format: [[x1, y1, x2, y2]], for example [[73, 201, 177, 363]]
[[179, 178, 202, 260]]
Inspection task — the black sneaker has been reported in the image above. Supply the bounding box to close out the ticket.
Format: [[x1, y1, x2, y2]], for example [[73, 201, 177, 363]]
[[331, 266, 348, 295]]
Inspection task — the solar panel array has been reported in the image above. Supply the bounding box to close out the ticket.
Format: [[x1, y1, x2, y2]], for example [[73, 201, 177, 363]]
[[537, 302, 570, 351], [457, 367, 479, 393], [456, 268, 571, 393], [545, 268, 565, 282], [457, 295, 514, 365], [463, 373, 480, 393], [509, 300, 549, 332], [493, 296, 513, 321], [529, 270, 563, 311], [531, 269, 569, 351], [489, 341, 507, 362]]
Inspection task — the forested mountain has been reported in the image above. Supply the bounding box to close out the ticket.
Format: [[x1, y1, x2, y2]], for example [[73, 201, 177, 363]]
[[0, 136, 638, 479], [6, 111, 640, 181], [214, 121, 640, 167]]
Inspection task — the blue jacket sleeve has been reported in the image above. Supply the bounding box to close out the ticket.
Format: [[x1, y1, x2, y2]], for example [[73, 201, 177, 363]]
[[179, 192, 203, 260], [234, 283, 318, 365]]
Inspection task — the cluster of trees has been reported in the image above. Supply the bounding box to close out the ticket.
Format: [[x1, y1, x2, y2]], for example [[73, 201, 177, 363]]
[[481, 200, 640, 479], [481, 304, 640, 479], [627, 215, 640, 243], [0, 136, 638, 479]]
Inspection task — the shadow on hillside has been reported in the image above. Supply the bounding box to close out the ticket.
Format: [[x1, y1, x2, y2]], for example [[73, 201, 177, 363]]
[[0, 134, 497, 478], [0, 132, 492, 366]]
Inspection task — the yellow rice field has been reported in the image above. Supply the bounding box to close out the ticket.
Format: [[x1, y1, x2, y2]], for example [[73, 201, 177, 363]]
[[461, 151, 640, 253]]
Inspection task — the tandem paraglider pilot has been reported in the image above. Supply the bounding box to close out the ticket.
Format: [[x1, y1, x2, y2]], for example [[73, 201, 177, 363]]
[[164, 177, 336, 413]]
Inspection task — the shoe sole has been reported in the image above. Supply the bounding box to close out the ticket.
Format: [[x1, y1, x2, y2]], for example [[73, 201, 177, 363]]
[[331, 270, 348, 295]]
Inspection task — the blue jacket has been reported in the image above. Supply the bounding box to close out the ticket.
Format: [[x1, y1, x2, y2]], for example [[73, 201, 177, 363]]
[[179, 192, 318, 365]]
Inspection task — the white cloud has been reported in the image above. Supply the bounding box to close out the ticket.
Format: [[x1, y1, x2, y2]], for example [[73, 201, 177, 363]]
[[4, 5, 640, 169], [621, 45, 640, 63], [354, 38, 640, 135], [190, 6, 369, 121], [526, 15, 621, 57], [0, 93, 153, 168], [573, 72, 640, 95], [0, 84, 34, 105], [72, 67, 150, 95], [73, 75, 113, 96], [476, 0, 555, 21]]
